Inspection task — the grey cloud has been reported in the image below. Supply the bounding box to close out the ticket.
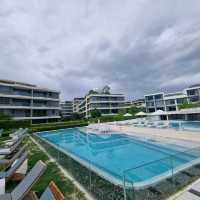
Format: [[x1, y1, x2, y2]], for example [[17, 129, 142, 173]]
[[0, 0, 200, 100]]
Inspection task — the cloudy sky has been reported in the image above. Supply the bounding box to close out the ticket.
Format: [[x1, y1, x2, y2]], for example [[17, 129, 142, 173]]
[[0, 0, 200, 100]]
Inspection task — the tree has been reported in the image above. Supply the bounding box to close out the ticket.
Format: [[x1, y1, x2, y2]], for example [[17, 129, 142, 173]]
[[88, 90, 98, 95], [71, 112, 82, 120], [128, 106, 145, 115], [90, 109, 101, 118]]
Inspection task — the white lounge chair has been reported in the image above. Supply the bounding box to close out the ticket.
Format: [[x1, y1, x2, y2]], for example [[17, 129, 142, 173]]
[[176, 181, 200, 200], [0, 138, 24, 156], [0, 160, 46, 200], [0, 151, 28, 181], [0, 145, 26, 168], [29, 181, 65, 200]]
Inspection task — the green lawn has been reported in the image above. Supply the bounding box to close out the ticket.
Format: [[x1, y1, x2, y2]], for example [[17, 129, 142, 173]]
[[6, 137, 86, 200]]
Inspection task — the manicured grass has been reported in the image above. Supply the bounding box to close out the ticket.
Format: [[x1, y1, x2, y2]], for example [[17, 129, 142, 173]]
[[6, 137, 86, 199], [26, 137, 86, 199]]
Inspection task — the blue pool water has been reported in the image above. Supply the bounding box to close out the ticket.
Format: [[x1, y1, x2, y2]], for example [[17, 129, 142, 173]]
[[38, 128, 200, 187], [170, 121, 200, 131]]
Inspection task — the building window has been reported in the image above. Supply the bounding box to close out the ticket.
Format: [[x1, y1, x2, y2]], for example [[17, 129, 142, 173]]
[[187, 89, 198, 96], [189, 96, 200, 102], [146, 96, 153, 101], [155, 94, 163, 100]]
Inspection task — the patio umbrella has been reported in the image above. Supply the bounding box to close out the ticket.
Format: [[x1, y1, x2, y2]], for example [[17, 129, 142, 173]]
[[150, 110, 167, 116], [135, 111, 147, 116], [123, 113, 132, 117]]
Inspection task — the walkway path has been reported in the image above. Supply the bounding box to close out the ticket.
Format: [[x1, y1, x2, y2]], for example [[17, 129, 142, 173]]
[[110, 125, 200, 144]]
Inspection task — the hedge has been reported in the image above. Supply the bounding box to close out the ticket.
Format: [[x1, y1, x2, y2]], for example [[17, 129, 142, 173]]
[[31, 120, 87, 127], [0, 120, 30, 130], [30, 121, 88, 133]]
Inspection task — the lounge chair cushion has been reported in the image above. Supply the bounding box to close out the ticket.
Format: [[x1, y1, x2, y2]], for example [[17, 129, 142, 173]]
[[11, 160, 46, 200], [40, 187, 55, 200], [0, 152, 28, 179], [40, 181, 64, 200], [192, 182, 200, 192], [176, 191, 200, 200]]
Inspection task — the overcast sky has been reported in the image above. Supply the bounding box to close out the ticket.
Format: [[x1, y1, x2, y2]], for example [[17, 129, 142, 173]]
[[0, 0, 200, 100]]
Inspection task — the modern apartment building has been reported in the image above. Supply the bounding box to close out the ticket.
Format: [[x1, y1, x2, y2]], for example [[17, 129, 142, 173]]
[[145, 84, 200, 120], [0, 79, 60, 123], [60, 101, 73, 118], [132, 99, 145, 108], [73, 97, 84, 113], [78, 86, 126, 118]]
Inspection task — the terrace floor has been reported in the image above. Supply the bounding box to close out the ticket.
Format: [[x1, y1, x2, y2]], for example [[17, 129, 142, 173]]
[[110, 125, 200, 145]]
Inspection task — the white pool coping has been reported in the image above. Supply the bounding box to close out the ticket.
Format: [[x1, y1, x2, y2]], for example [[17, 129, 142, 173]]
[[35, 130, 200, 190]]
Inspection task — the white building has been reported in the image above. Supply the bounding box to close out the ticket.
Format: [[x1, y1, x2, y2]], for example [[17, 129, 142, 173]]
[[77, 86, 127, 118], [73, 97, 84, 113], [60, 101, 73, 118], [145, 84, 200, 120], [0, 79, 60, 123]]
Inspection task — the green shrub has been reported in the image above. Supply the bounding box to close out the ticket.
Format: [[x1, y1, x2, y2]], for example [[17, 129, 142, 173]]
[[0, 113, 11, 120], [31, 120, 87, 127], [90, 109, 101, 118], [178, 102, 200, 109], [30, 121, 88, 133], [0, 120, 30, 130]]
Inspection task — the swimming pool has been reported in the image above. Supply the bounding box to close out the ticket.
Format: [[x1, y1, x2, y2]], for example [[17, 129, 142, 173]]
[[170, 121, 200, 131], [37, 128, 200, 189]]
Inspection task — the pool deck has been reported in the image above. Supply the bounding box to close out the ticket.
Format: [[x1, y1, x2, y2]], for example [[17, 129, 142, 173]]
[[109, 125, 200, 145]]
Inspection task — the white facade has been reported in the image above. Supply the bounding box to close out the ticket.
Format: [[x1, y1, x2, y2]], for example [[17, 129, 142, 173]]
[[60, 101, 73, 118], [73, 97, 84, 113], [78, 93, 126, 118], [144, 84, 200, 120], [0, 79, 60, 122]]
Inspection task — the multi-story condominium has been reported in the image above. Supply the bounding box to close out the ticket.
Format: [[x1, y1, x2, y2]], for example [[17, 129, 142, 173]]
[[145, 84, 200, 120], [60, 101, 73, 118], [145, 92, 187, 113], [0, 79, 60, 123], [125, 99, 145, 108], [73, 97, 84, 113], [186, 84, 200, 103], [78, 86, 126, 118], [132, 99, 145, 108]]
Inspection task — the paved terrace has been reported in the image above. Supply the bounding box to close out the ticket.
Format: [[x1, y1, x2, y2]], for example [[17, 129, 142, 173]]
[[109, 125, 200, 145]]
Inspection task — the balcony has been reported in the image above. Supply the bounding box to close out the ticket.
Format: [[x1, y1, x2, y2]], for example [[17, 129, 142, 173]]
[[0, 102, 31, 108]]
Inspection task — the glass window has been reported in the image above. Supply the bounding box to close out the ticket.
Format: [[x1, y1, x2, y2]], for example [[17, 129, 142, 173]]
[[189, 96, 200, 102], [155, 94, 163, 100], [187, 89, 198, 96], [146, 96, 154, 101], [177, 98, 187, 104]]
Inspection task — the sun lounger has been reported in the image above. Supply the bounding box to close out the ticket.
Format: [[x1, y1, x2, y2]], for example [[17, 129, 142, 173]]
[[175, 181, 200, 200], [0, 160, 47, 200], [0, 151, 28, 180], [175, 191, 200, 200], [4, 134, 26, 147], [154, 121, 169, 128], [0, 138, 24, 156], [10, 128, 28, 139], [0, 145, 26, 168], [28, 181, 64, 200]]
